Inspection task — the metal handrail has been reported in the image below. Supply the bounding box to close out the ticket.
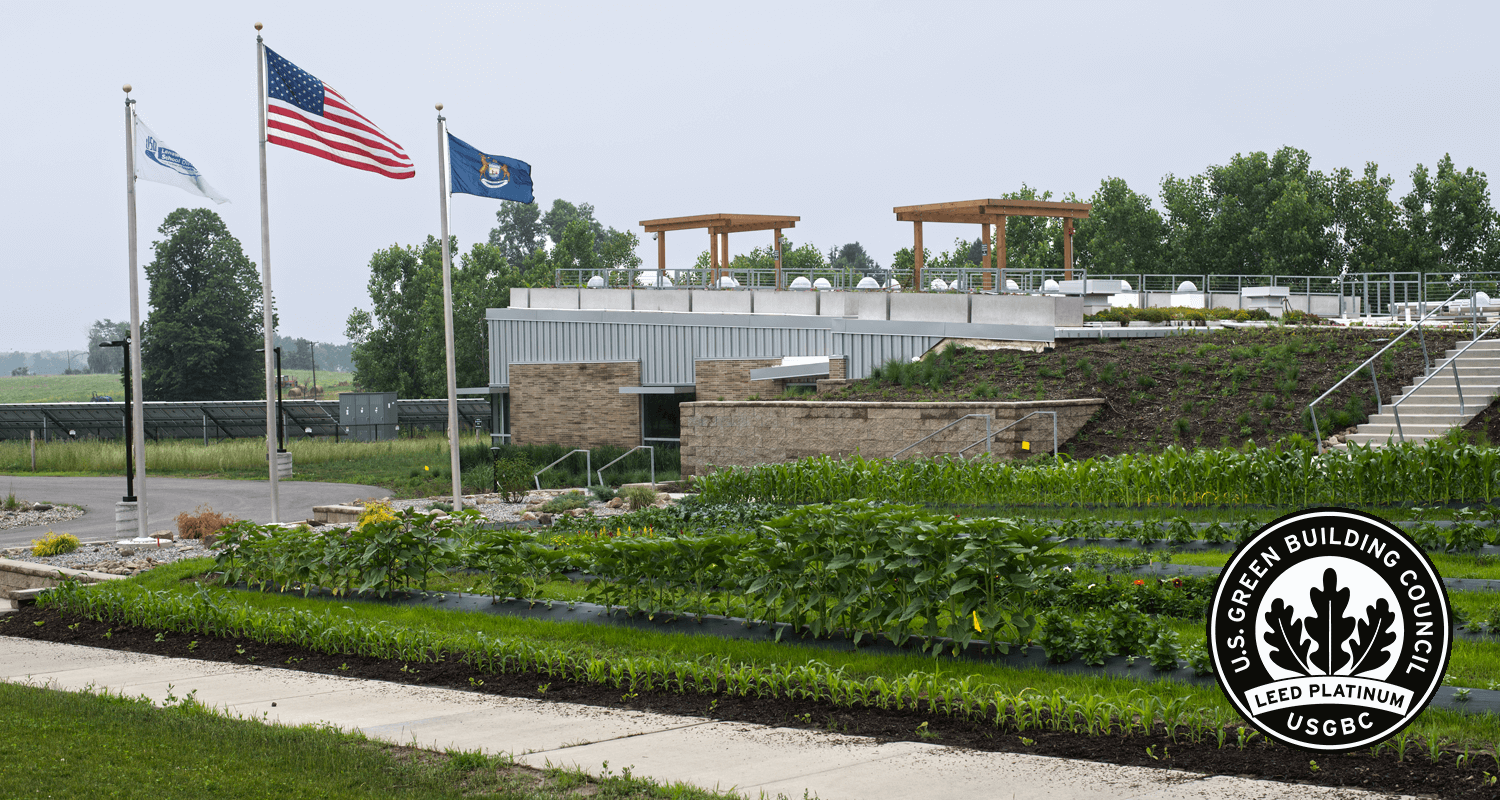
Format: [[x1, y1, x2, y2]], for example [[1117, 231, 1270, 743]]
[[1391, 317, 1500, 442], [596, 445, 654, 488], [957, 410, 1059, 458], [1308, 289, 1465, 451], [534, 449, 592, 490], [893, 414, 990, 458]]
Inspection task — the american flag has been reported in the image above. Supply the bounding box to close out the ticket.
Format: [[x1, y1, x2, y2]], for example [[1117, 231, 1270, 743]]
[[263, 47, 413, 180]]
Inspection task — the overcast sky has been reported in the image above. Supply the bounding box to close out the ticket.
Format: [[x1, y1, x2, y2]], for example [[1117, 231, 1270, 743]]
[[3, 1, 1497, 352]]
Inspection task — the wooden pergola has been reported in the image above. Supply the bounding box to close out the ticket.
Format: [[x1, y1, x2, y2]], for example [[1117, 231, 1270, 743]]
[[893, 198, 1091, 290], [640, 213, 800, 287]]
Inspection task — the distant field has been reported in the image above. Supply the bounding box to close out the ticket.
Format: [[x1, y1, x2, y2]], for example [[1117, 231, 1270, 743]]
[[0, 369, 358, 405], [0, 373, 123, 403]]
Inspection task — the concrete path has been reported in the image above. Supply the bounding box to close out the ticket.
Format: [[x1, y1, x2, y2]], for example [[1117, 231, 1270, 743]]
[[0, 639, 1404, 800], [0, 476, 386, 548]]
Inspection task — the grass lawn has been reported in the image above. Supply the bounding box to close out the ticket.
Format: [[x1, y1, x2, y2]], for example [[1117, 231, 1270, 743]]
[[0, 680, 734, 800], [108, 559, 1500, 750]]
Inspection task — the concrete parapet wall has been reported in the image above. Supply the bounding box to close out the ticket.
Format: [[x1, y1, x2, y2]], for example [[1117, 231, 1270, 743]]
[[679, 398, 1104, 476], [509, 287, 530, 308], [690, 291, 754, 314], [889, 293, 969, 323], [816, 293, 847, 317], [970, 295, 1081, 327], [751, 291, 818, 316], [632, 291, 691, 312], [580, 289, 633, 310], [528, 288, 579, 310]]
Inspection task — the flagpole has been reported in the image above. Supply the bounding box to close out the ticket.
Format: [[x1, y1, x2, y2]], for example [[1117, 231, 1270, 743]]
[[256, 22, 280, 523], [437, 105, 462, 512], [123, 85, 149, 541]]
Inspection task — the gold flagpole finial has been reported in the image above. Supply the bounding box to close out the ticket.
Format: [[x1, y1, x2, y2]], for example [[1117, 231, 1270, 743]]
[[122, 84, 132, 94], [435, 103, 443, 111], [255, 22, 263, 31]]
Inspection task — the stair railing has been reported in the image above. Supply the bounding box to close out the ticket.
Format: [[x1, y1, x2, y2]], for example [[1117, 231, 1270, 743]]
[[1391, 317, 1500, 442], [956, 410, 1059, 458], [1309, 289, 1464, 452], [893, 414, 991, 458]]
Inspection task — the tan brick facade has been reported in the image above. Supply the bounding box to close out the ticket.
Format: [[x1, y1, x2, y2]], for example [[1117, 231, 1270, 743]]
[[680, 399, 1104, 476], [693, 358, 780, 402], [510, 361, 641, 449]]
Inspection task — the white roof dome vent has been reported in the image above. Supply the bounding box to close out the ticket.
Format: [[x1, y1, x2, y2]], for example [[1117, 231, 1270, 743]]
[[1119, 279, 1132, 291], [637, 272, 673, 288], [716, 275, 740, 288], [1005, 279, 1020, 291], [855, 276, 880, 290], [884, 278, 902, 290], [789, 276, 812, 290], [1477, 291, 1493, 307], [929, 278, 948, 291], [813, 277, 832, 290], [1042, 279, 1061, 292], [1176, 280, 1200, 293], [586, 275, 605, 288]]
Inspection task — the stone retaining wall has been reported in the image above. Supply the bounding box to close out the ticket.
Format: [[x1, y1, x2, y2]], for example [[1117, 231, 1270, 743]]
[[680, 399, 1103, 475]]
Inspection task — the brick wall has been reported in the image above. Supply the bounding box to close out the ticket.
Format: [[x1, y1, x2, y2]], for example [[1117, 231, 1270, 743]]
[[510, 362, 641, 449], [828, 356, 847, 381], [694, 358, 780, 402], [680, 399, 1104, 476]]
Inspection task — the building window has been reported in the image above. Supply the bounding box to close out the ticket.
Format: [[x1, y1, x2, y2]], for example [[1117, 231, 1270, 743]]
[[642, 392, 693, 446]]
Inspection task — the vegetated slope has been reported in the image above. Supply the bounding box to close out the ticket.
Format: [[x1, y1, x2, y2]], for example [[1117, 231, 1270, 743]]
[[821, 327, 1464, 459]]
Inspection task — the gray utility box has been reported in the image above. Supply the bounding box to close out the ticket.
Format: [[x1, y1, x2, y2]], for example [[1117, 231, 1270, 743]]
[[339, 392, 398, 441]]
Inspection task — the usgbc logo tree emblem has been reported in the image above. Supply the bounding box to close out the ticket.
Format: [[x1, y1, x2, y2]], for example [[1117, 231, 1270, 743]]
[[1208, 508, 1451, 752]]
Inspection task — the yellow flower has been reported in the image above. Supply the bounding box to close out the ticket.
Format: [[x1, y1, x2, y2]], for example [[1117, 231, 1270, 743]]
[[424, 465, 430, 471], [972, 610, 982, 634]]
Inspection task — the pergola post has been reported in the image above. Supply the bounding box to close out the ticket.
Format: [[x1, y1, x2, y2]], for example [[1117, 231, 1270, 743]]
[[997, 215, 1008, 290], [980, 222, 993, 291], [912, 221, 923, 292], [708, 229, 718, 283], [720, 232, 730, 284], [773, 227, 782, 289], [656, 230, 666, 283], [1063, 218, 1074, 281]]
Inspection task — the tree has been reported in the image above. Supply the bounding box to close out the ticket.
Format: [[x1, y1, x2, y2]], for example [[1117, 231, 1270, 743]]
[[1331, 162, 1404, 274], [828, 242, 881, 274], [1002, 185, 1065, 272], [1072, 177, 1166, 274], [1160, 147, 1338, 276], [140, 208, 264, 401], [85, 319, 131, 374], [1398, 154, 1498, 276], [346, 238, 442, 398], [415, 243, 529, 392], [488, 200, 547, 266]]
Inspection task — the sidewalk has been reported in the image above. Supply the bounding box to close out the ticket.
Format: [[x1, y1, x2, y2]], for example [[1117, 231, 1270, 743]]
[[0, 639, 1402, 800]]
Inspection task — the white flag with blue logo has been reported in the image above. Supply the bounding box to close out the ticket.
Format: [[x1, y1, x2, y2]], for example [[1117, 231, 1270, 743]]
[[133, 115, 228, 204]]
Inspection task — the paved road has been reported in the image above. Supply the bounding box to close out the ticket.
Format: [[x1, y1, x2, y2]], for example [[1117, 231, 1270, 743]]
[[0, 476, 386, 548]]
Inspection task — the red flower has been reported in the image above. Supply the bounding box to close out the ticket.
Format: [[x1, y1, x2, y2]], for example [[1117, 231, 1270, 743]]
[[1133, 579, 1145, 586]]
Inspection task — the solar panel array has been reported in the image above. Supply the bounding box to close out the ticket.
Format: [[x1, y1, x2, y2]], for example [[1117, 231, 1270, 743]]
[[0, 398, 492, 442]]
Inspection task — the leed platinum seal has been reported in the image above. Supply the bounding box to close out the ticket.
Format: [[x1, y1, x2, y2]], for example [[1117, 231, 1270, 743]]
[[1208, 508, 1451, 753]]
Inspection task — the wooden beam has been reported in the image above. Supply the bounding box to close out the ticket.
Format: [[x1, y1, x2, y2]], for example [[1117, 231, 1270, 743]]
[[711, 220, 800, 234], [894, 198, 1091, 215], [643, 217, 732, 233], [894, 211, 1006, 225], [720, 231, 729, 280], [656, 229, 666, 275], [709, 229, 718, 280], [913, 221, 923, 292], [640, 213, 802, 233]]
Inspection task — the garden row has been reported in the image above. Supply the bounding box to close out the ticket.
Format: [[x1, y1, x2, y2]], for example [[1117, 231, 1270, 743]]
[[694, 434, 1500, 507]]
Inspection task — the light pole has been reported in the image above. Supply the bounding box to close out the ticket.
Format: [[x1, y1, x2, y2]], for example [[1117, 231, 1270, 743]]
[[98, 339, 135, 502]]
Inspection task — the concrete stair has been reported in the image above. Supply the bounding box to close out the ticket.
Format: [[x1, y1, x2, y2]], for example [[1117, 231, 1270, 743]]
[[1339, 339, 1500, 446]]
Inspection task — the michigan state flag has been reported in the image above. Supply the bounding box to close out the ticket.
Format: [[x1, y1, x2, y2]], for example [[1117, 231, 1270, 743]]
[[447, 133, 532, 203]]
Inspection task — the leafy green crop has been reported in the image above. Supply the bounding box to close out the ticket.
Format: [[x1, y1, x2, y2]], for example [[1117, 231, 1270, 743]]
[[695, 432, 1500, 508]]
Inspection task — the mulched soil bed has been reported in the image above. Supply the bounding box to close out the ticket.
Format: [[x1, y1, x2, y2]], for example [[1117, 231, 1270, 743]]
[[4, 604, 1489, 798], [818, 327, 1466, 459]]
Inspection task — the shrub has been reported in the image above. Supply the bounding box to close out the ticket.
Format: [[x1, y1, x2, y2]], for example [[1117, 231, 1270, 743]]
[[590, 485, 618, 503], [3, 492, 19, 511], [176, 505, 238, 539], [621, 485, 659, 511], [538, 492, 591, 514], [492, 457, 533, 502], [31, 531, 79, 557]]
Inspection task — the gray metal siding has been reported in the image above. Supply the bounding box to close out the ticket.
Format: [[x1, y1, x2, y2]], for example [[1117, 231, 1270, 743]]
[[836, 333, 944, 379]]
